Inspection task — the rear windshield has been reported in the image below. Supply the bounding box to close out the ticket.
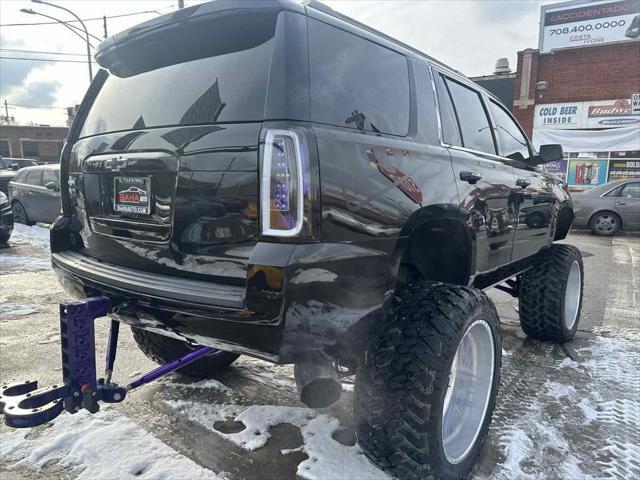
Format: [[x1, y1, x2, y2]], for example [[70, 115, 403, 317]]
[[80, 11, 278, 138]]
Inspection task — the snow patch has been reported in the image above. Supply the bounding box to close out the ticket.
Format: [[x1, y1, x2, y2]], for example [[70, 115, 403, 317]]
[[0, 408, 220, 479], [165, 401, 391, 480], [498, 427, 535, 480], [291, 268, 338, 285], [544, 381, 576, 399], [0, 303, 40, 317], [577, 399, 599, 421]]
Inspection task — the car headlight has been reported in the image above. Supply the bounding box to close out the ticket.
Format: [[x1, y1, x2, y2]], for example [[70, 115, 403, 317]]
[[0, 192, 8, 208]]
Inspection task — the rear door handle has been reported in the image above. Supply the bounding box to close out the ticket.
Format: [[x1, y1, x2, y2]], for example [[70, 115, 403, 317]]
[[516, 178, 531, 188], [616, 201, 626, 205], [459, 171, 482, 184]]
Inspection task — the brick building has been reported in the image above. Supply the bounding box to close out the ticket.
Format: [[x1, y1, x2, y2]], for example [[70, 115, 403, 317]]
[[0, 125, 68, 164], [512, 0, 640, 188]]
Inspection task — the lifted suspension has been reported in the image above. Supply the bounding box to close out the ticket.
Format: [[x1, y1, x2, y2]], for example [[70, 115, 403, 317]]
[[0, 297, 213, 428]]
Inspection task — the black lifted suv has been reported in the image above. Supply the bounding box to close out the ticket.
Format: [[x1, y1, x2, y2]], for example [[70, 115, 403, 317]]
[[51, 1, 581, 478]]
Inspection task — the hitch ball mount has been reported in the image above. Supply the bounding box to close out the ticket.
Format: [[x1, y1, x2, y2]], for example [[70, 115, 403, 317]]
[[0, 297, 213, 428]]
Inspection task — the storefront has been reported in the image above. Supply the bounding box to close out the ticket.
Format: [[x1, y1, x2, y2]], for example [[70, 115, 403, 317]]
[[531, 98, 640, 189]]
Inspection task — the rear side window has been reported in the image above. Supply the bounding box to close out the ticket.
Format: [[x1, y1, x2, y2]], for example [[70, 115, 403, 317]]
[[444, 78, 496, 155], [433, 72, 462, 147], [80, 12, 279, 137], [489, 100, 530, 161], [25, 170, 43, 186], [308, 19, 410, 136]]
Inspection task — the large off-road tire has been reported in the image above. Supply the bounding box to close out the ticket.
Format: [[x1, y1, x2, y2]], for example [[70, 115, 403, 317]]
[[131, 328, 240, 378], [0, 232, 10, 244], [519, 244, 583, 342], [355, 283, 501, 480]]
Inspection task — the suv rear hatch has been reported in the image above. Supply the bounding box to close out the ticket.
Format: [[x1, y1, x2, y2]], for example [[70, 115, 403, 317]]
[[65, 2, 307, 285]]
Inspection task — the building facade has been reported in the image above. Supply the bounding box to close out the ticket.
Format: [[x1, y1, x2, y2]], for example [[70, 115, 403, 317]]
[[0, 125, 68, 164], [513, 0, 640, 189]]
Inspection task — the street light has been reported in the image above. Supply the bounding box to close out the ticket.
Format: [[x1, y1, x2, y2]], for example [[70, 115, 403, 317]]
[[31, 0, 94, 81]]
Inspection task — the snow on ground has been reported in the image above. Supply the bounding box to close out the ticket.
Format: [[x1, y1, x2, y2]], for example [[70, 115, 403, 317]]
[[483, 333, 640, 479], [166, 401, 390, 480], [0, 224, 51, 273], [0, 408, 223, 480]]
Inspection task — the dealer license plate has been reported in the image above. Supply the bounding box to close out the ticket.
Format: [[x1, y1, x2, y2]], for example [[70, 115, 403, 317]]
[[114, 177, 151, 214]]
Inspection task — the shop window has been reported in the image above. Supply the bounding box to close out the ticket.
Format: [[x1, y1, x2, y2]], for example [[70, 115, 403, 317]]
[[0, 139, 10, 157], [21, 140, 40, 159]]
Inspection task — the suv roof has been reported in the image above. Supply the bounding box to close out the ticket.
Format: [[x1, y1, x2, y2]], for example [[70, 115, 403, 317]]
[[96, 0, 462, 79]]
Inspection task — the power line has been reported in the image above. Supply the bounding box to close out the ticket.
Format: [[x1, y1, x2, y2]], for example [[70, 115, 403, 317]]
[[0, 48, 86, 57], [0, 9, 166, 27], [6, 103, 66, 110], [0, 55, 98, 64]]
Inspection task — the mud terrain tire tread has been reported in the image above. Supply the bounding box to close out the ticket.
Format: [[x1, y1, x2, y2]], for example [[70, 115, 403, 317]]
[[131, 328, 239, 378], [354, 282, 501, 480], [518, 244, 583, 342]]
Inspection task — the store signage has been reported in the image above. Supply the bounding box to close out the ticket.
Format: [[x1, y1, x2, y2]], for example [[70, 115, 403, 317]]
[[534, 99, 640, 129], [632, 93, 640, 114], [539, 0, 640, 53]]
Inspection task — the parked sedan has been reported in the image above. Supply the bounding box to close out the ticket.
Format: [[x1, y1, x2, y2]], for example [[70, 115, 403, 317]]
[[7, 164, 61, 225], [4, 158, 40, 169], [0, 191, 13, 243], [572, 179, 640, 235]]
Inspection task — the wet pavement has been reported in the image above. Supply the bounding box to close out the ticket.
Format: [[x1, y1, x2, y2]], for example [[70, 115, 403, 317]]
[[1, 224, 639, 479]]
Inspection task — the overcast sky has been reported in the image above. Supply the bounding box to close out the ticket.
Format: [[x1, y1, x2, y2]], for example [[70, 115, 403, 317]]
[[0, 0, 557, 126]]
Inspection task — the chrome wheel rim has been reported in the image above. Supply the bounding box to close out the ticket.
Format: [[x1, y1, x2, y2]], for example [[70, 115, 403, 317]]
[[594, 214, 617, 234], [442, 319, 495, 464], [564, 261, 581, 330]]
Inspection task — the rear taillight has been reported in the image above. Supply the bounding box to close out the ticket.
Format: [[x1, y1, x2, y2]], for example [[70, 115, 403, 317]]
[[261, 130, 304, 237]]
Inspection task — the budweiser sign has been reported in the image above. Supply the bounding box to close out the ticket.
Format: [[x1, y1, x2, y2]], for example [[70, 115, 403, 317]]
[[588, 99, 632, 117]]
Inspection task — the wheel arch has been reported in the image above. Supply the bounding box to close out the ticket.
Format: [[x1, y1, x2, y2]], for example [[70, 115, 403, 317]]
[[554, 204, 575, 240], [391, 204, 474, 287], [588, 209, 623, 229]]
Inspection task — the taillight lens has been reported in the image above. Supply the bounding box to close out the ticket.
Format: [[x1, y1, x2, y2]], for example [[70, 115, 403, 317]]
[[261, 130, 304, 237]]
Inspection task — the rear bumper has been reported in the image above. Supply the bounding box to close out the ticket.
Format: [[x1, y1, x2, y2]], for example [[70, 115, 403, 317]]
[[52, 251, 245, 309], [52, 240, 394, 364]]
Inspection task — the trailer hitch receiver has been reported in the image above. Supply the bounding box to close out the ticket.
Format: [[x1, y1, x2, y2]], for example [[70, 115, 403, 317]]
[[0, 297, 213, 428]]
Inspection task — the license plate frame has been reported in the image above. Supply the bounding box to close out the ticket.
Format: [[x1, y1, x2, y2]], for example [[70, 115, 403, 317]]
[[113, 176, 151, 215]]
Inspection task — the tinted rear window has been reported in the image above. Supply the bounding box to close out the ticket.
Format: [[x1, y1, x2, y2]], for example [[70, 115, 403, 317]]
[[308, 19, 410, 136], [80, 12, 278, 138]]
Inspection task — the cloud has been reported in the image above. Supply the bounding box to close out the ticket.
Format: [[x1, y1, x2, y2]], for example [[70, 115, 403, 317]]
[[0, 34, 56, 97], [10, 80, 62, 107]]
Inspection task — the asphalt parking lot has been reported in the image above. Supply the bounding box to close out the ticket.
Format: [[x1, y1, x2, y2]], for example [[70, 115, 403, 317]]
[[1, 224, 639, 479]]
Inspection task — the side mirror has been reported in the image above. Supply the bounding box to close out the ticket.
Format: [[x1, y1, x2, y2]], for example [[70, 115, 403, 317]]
[[10, 163, 20, 171], [45, 181, 59, 191], [534, 144, 564, 165]]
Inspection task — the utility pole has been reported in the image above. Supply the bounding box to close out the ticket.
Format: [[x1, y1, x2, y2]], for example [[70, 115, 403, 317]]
[[103, 15, 108, 39], [178, 0, 184, 9], [3, 100, 10, 125]]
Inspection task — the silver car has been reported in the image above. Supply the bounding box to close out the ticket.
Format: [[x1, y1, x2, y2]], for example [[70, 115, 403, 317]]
[[572, 180, 640, 235]]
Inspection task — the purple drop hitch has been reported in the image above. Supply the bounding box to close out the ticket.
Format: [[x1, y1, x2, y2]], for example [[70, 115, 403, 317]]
[[0, 297, 213, 428]]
